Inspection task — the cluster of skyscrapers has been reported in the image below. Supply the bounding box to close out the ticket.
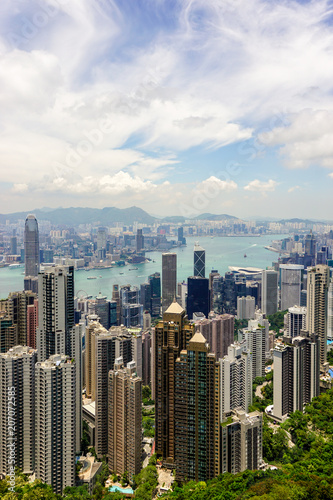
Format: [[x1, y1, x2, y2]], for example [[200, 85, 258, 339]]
[[0, 214, 333, 493]]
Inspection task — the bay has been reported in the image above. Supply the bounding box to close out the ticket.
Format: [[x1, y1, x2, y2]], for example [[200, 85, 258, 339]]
[[0, 234, 287, 299]]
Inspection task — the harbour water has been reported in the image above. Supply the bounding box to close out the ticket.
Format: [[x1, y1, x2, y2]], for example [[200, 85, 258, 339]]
[[0, 234, 288, 299]]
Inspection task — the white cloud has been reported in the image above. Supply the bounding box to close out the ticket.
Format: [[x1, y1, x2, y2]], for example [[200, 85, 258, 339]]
[[244, 179, 278, 192], [259, 110, 333, 168], [196, 176, 238, 193], [288, 185, 301, 193], [329, 173, 333, 179]]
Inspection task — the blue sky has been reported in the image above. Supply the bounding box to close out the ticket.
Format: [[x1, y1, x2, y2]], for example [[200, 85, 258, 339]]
[[0, 0, 333, 218]]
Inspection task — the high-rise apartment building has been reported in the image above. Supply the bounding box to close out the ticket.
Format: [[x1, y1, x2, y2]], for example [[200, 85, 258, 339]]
[[0, 313, 16, 353], [328, 279, 333, 340], [239, 327, 266, 379], [4, 290, 37, 346], [194, 312, 234, 359], [194, 242, 205, 278], [286, 306, 307, 338], [36, 266, 74, 362], [306, 265, 330, 367], [35, 354, 76, 494], [174, 332, 220, 482], [220, 342, 252, 416], [108, 358, 142, 480], [279, 264, 303, 311], [261, 270, 278, 316], [68, 323, 83, 454], [0, 346, 37, 476], [112, 284, 121, 325], [162, 253, 177, 313], [273, 332, 320, 421], [220, 409, 263, 474], [24, 214, 39, 277], [27, 298, 38, 349], [154, 300, 195, 465]]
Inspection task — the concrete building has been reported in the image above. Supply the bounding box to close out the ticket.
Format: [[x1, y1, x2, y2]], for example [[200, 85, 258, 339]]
[[27, 298, 38, 349], [328, 279, 333, 340], [220, 409, 263, 474], [285, 306, 307, 338], [239, 327, 266, 379], [194, 312, 234, 360], [0, 346, 37, 476], [307, 265, 330, 367], [0, 312, 16, 353], [273, 332, 320, 421], [24, 214, 39, 278], [77, 455, 103, 495], [162, 253, 177, 313], [194, 242, 205, 278], [261, 270, 278, 316], [237, 296, 255, 320], [36, 266, 74, 362], [35, 354, 76, 495], [4, 291, 37, 346], [154, 300, 195, 466], [68, 323, 83, 454], [174, 332, 219, 482], [280, 264, 304, 311], [220, 343, 252, 416], [108, 358, 142, 480]]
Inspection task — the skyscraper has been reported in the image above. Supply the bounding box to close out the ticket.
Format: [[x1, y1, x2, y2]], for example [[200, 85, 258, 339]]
[[286, 306, 307, 338], [174, 332, 219, 482], [36, 266, 74, 362], [306, 265, 330, 366], [0, 346, 37, 476], [194, 312, 234, 359], [35, 354, 76, 494], [24, 214, 40, 277], [186, 276, 210, 320], [136, 228, 144, 252], [4, 290, 37, 346], [194, 242, 205, 278], [279, 264, 303, 311], [149, 272, 161, 317], [108, 358, 142, 480], [328, 279, 333, 340], [261, 270, 278, 316], [239, 326, 266, 379], [154, 300, 195, 465], [273, 332, 320, 421], [162, 253, 177, 313]]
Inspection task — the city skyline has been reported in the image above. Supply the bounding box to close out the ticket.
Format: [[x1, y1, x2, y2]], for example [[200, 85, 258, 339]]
[[1, 1, 333, 218]]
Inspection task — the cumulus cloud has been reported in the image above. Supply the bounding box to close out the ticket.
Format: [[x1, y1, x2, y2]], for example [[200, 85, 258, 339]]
[[329, 173, 333, 179], [244, 179, 278, 192], [288, 185, 301, 193], [196, 176, 238, 193]]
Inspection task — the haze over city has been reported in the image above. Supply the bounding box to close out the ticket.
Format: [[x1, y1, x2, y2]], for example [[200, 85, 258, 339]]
[[1, 0, 333, 218]]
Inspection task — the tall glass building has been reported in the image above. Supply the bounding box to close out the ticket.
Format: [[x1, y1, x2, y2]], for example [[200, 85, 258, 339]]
[[24, 214, 40, 277]]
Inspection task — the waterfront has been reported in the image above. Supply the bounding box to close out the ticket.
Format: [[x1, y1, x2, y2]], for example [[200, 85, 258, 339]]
[[0, 234, 288, 299]]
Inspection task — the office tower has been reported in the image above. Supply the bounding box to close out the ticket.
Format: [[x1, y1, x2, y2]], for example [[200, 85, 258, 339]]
[[10, 236, 17, 255], [194, 242, 205, 278], [35, 355, 76, 494], [142, 331, 151, 385], [307, 265, 330, 366], [112, 284, 121, 325], [177, 226, 186, 245], [68, 323, 83, 454], [220, 343, 252, 416], [136, 228, 144, 252], [129, 333, 143, 379], [195, 312, 234, 359], [121, 303, 143, 328], [154, 300, 195, 465], [286, 306, 307, 338], [0, 313, 16, 353], [140, 283, 151, 312], [209, 270, 220, 310], [187, 276, 210, 320], [220, 409, 263, 474], [162, 253, 177, 313], [0, 346, 37, 476], [4, 290, 37, 346], [94, 292, 110, 329], [143, 311, 151, 329], [27, 298, 38, 348], [177, 281, 187, 309], [328, 279, 333, 340], [305, 232, 316, 266], [149, 272, 161, 317], [110, 300, 117, 327], [96, 227, 107, 252], [273, 332, 320, 421], [174, 332, 219, 482], [108, 358, 142, 480], [24, 214, 39, 277], [239, 327, 266, 379], [23, 276, 38, 294], [317, 246, 329, 265], [237, 296, 255, 320], [120, 285, 140, 304], [280, 264, 304, 310], [261, 270, 278, 316], [36, 266, 74, 362]]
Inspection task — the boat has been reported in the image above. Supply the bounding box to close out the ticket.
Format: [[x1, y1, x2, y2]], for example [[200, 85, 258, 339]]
[[129, 267, 138, 270], [99, 275, 102, 278], [244, 254, 247, 258], [9, 263, 22, 269], [120, 272, 124, 275], [87, 276, 97, 280]]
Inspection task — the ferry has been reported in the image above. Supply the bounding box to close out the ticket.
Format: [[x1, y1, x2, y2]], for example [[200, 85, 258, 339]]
[[129, 267, 138, 270], [87, 276, 97, 280], [9, 263, 23, 269]]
